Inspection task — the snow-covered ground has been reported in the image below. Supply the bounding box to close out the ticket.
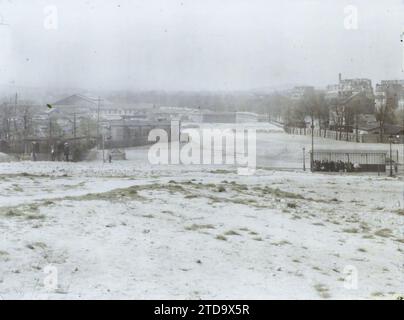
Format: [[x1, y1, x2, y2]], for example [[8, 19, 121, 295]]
[[0, 123, 403, 299], [0, 153, 14, 163]]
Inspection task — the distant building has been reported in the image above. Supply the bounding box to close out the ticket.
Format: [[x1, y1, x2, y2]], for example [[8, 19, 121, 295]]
[[289, 86, 315, 100], [52, 94, 102, 115], [148, 106, 203, 122], [52, 94, 142, 119], [379, 80, 404, 86], [103, 119, 172, 149], [358, 123, 404, 136], [201, 112, 258, 123], [375, 80, 404, 110], [357, 114, 377, 128], [236, 112, 259, 123], [326, 73, 373, 100], [201, 112, 236, 123]]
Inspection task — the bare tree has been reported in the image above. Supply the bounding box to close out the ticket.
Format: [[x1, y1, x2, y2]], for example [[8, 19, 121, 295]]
[[375, 95, 395, 141]]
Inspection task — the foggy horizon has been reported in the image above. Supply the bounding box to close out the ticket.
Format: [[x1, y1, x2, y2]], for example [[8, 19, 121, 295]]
[[1, 0, 404, 92], [0, 1, 403, 303]]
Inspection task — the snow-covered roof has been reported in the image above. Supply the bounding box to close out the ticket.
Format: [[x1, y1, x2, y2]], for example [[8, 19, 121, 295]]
[[52, 94, 112, 107]]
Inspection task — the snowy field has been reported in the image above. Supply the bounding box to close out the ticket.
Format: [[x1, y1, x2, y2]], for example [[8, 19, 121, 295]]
[[0, 123, 403, 299]]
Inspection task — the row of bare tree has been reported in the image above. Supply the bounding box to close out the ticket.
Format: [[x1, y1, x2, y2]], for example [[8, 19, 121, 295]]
[[274, 90, 400, 141]]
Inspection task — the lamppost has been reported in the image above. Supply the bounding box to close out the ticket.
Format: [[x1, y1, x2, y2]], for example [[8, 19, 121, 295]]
[[402, 104, 404, 169], [388, 135, 399, 177], [96, 97, 103, 149]]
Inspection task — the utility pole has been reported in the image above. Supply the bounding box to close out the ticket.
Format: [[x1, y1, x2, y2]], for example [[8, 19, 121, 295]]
[[73, 112, 77, 162], [87, 118, 90, 144], [311, 111, 314, 172], [12, 93, 17, 148], [49, 116, 52, 143], [402, 104, 404, 171], [303, 147, 306, 171], [389, 135, 393, 177], [97, 97, 101, 149], [397, 149, 399, 174], [73, 112, 77, 140], [179, 119, 181, 143], [102, 132, 105, 163], [23, 108, 28, 154]]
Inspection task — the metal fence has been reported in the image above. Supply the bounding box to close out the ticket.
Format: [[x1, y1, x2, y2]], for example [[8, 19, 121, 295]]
[[311, 150, 387, 172], [285, 126, 404, 143]]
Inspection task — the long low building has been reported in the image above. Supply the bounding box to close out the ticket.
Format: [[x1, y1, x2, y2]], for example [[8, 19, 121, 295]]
[[102, 119, 172, 149], [201, 112, 258, 123]]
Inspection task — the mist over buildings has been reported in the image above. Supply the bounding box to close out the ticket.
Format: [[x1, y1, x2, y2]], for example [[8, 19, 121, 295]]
[[0, 0, 403, 98]]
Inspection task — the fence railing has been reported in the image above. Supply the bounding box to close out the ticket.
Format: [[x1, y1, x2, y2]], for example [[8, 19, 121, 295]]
[[284, 126, 402, 144]]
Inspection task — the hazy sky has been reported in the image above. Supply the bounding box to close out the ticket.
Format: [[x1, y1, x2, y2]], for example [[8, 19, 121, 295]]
[[1, 0, 404, 91]]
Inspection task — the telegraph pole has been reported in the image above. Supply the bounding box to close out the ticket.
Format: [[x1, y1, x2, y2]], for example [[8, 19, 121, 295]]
[[73, 112, 77, 161], [402, 104, 404, 171], [12, 93, 17, 148], [311, 111, 314, 172], [97, 97, 101, 149], [49, 116, 52, 142], [102, 132, 105, 163], [389, 135, 393, 177], [23, 108, 28, 154], [73, 112, 77, 140]]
